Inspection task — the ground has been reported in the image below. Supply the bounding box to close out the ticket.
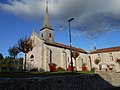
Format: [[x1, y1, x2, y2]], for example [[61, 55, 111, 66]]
[[0, 71, 93, 78]]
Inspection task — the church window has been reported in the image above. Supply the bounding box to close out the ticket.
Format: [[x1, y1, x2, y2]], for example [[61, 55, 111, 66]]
[[50, 49, 52, 63], [41, 33, 43, 37], [98, 54, 101, 60], [109, 53, 113, 61], [30, 55, 34, 59], [81, 58, 83, 65], [68, 57, 69, 63], [49, 33, 51, 38]]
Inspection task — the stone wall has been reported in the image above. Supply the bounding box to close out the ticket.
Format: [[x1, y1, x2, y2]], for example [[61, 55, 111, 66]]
[[95, 71, 120, 86], [90, 51, 120, 72], [0, 74, 118, 90]]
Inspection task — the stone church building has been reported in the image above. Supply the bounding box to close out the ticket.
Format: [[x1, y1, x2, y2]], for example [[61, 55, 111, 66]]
[[25, 3, 90, 71]]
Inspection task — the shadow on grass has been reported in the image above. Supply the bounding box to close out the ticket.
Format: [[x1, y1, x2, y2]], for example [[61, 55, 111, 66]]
[[0, 71, 93, 78], [0, 71, 119, 90]]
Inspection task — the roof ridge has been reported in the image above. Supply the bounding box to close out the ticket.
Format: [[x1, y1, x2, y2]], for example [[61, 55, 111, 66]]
[[96, 46, 120, 50], [90, 46, 120, 54], [45, 42, 87, 53]]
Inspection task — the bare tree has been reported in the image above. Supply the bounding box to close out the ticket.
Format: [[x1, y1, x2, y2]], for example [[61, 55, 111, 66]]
[[18, 36, 34, 70]]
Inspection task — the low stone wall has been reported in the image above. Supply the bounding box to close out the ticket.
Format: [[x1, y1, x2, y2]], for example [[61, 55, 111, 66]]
[[0, 74, 117, 90], [95, 71, 120, 86]]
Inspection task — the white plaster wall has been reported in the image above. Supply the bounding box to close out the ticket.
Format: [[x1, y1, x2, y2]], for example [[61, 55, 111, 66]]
[[46, 45, 63, 68], [26, 33, 44, 71], [89, 53, 99, 69], [46, 45, 88, 71]]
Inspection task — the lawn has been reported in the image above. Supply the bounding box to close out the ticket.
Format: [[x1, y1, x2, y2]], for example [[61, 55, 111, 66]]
[[0, 71, 94, 78]]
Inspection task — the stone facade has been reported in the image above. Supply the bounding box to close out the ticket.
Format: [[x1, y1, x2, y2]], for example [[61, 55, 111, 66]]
[[90, 47, 120, 72], [26, 31, 89, 71]]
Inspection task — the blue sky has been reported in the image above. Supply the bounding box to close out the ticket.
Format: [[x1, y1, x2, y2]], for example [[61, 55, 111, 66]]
[[0, 0, 120, 57]]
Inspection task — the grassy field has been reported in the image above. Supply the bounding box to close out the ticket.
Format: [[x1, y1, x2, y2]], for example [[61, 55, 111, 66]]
[[0, 71, 94, 78]]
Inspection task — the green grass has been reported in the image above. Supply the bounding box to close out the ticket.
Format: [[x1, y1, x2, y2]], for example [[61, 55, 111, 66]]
[[0, 71, 94, 78]]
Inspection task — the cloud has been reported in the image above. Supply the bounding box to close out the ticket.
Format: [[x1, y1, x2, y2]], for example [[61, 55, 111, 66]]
[[0, 0, 45, 20], [1, 0, 120, 39]]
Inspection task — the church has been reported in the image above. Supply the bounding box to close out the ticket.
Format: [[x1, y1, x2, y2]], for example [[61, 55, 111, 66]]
[[25, 2, 120, 72], [25, 3, 90, 71]]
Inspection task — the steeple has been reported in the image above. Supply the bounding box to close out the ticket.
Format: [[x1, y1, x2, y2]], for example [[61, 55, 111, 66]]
[[41, 2, 53, 31], [40, 2, 54, 43]]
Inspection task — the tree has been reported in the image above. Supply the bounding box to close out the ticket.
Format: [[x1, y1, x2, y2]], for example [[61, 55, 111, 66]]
[[94, 59, 101, 65], [88, 56, 92, 70], [18, 36, 34, 70], [0, 57, 13, 72], [116, 58, 120, 68], [0, 53, 3, 60], [8, 44, 20, 59], [72, 51, 79, 72]]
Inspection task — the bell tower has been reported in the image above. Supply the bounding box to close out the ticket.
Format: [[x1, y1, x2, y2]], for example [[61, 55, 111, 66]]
[[40, 2, 54, 43]]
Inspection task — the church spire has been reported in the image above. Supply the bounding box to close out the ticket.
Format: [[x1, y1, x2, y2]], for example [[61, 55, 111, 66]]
[[41, 2, 53, 30], [40, 2, 54, 42]]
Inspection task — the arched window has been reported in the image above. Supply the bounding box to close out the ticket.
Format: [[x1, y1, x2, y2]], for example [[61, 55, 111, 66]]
[[30, 55, 34, 59], [49, 33, 51, 38], [50, 49, 52, 63], [41, 33, 43, 37]]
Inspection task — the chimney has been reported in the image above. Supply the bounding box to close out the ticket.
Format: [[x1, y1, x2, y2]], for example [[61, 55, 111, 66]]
[[94, 41, 97, 51], [94, 46, 97, 51], [90, 50, 93, 53]]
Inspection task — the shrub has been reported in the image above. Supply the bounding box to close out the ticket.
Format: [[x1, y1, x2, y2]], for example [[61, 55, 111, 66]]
[[30, 68, 38, 72], [94, 59, 100, 65], [56, 67, 65, 71], [48, 63, 57, 67], [0, 58, 13, 72], [39, 68, 45, 72], [82, 63, 86, 67], [91, 67, 95, 72], [48, 63, 57, 72]]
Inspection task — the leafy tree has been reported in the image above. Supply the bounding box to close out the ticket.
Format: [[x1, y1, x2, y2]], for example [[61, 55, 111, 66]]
[[72, 51, 79, 72], [0, 59, 6, 72], [0, 53, 3, 60], [72, 51, 79, 60], [94, 59, 101, 65], [8, 44, 20, 59], [18, 36, 34, 70], [0, 58, 13, 72]]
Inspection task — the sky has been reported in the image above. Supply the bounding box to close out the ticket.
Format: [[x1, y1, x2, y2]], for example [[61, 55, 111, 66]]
[[0, 0, 120, 57]]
